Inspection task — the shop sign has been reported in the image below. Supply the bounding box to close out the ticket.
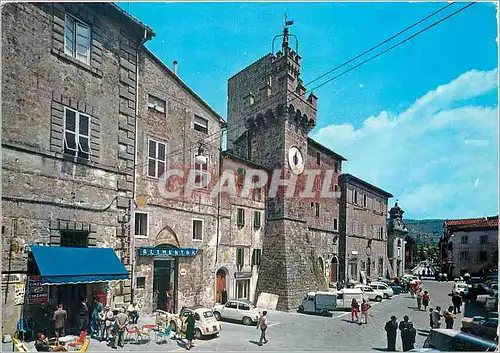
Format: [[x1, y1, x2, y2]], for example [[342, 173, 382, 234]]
[[27, 276, 49, 304], [14, 283, 25, 305], [139, 247, 198, 257], [2, 274, 23, 283], [234, 272, 252, 279]]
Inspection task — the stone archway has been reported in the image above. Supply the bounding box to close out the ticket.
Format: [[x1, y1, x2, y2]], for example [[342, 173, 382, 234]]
[[330, 256, 339, 284], [215, 267, 229, 304], [154, 225, 180, 248]]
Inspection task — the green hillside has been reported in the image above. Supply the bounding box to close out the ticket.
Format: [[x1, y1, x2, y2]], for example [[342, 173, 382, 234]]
[[404, 219, 444, 244]]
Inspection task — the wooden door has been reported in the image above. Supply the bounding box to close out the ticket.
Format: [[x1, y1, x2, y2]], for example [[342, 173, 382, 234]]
[[216, 270, 226, 303]]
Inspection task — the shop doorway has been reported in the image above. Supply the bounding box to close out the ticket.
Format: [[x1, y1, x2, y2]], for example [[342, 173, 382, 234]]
[[216, 268, 227, 304], [153, 245, 178, 313], [330, 257, 338, 283]]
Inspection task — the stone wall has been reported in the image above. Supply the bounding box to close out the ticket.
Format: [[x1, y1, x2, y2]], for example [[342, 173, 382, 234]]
[[1, 2, 147, 333]]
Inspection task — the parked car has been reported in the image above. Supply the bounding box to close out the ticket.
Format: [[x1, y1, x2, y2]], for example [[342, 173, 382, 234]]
[[298, 291, 336, 316], [169, 307, 221, 339], [369, 282, 394, 299], [354, 284, 384, 302], [463, 283, 491, 299], [213, 299, 260, 325], [461, 317, 498, 341], [452, 282, 470, 295], [388, 282, 403, 294], [423, 328, 498, 351]]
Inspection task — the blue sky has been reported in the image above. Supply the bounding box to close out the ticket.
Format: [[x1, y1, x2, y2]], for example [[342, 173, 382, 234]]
[[118, 2, 499, 219]]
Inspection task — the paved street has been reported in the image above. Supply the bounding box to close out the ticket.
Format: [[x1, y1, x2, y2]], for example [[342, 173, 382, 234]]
[[90, 280, 462, 352], [3, 280, 468, 352]]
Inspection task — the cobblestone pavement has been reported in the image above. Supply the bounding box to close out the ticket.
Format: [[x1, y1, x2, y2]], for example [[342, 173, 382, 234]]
[[3, 280, 468, 352]]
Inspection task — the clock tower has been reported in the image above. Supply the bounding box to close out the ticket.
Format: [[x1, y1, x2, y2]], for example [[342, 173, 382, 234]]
[[227, 21, 324, 310]]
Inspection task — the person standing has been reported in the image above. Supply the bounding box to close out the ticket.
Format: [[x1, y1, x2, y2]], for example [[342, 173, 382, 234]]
[[399, 315, 411, 351], [351, 298, 359, 323], [416, 289, 423, 311], [360, 299, 371, 325], [127, 301, 139, 324], [185, 311, 196, 350], [112, 308, 128, 349], [91, 298, 103, 336], [384, 316, 398, 352], [431, 306, 442, 329], [53, 304, 67, 338], [407, 323, 417, 351], [257, 311, 268, 346], [221, 289, 228, 305], [452, 293, 462, 314], [101, 305, 114, 342], [422, 291, 430, 311], [443, 306, 456, 329], [79, 297, 89, 333], [429, 308, 434, 329], [166, 291, 173, 314]]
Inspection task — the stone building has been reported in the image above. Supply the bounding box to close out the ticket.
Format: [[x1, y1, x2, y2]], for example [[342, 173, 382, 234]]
[[227, 23, 354, 310], [1, 2, 154, 332], [387, 202, 408, 277], [132, 47, 225, 313], [338, 174, 393, 284], [441, 217, 498, 278]]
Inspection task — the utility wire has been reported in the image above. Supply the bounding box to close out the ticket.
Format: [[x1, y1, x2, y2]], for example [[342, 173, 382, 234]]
[[304, 2, 456, 87], [96, 2, 476, 178], [304, 2, 476, 94]]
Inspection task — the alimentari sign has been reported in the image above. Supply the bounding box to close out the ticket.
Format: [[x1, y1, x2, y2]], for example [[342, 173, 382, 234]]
[[139, 247, 198, 257]]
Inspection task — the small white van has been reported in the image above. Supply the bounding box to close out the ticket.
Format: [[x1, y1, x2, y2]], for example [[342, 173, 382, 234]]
[[336, 288, 365, 309]]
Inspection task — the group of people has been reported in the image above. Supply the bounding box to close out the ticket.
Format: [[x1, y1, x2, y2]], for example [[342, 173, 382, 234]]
[[350, 298, 372, 324], [415, 288, 431, 311], [48, 297, 140, 349], [385, 315, 417, 352]]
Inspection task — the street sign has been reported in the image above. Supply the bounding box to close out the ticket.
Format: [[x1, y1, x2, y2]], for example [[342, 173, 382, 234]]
[[139, 247, 198, 257]]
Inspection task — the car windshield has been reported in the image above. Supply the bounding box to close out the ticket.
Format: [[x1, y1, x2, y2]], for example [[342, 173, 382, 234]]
[[203, 311, 214, 318]]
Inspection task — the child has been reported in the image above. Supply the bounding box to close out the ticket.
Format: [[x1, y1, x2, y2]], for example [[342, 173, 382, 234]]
[[422, 291, 430, 311]]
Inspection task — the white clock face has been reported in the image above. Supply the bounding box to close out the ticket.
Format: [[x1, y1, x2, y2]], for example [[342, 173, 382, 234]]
[[288, 146, 304, 175]]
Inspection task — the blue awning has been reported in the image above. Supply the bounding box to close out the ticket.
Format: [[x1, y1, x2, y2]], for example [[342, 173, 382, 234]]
[[30, 246, 129, 285]]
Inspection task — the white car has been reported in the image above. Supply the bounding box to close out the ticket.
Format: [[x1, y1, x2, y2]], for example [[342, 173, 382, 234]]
[[167, 307, 221, 339], [213, 299, 260, 326], [452, 282, 470, 295], [354, 284, 384, 302], [369, 282, 394, 299]]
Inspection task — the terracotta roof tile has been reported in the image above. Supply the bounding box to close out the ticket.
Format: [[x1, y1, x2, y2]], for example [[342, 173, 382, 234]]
[[444, 216, 498, 229]]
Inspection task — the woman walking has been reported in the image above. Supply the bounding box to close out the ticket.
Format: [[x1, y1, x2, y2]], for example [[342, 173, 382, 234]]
[[360, 299, 371, 325], [185, 311, 195, 350], [416, 289, 423, 310], [351, 298, 360, 323], [422, 291, 430, 311]]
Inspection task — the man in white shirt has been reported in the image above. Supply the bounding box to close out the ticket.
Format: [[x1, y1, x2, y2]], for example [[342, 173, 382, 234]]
[[257, 311, 268, 346], [127, 302, 139, 324]]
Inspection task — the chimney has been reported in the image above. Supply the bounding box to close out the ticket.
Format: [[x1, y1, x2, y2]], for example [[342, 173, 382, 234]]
[[173, 60, 178, 75]]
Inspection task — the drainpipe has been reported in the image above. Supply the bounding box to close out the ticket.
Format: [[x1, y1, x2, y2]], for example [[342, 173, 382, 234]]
[[215, 126, 226, 264], [130, 29, 148, 302]]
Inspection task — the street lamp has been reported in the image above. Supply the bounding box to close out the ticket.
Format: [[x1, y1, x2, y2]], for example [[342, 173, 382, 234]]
[[195, 143, 208, 165]]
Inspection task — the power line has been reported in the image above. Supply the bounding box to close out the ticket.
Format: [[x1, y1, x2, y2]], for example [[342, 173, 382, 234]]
[[304, 2, 456, 87], [305, 2, 476, 94], [95, 2, 476, 179]]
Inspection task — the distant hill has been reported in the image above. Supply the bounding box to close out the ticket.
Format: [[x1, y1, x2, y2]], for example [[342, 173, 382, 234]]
[[404, 219, 444, 244]]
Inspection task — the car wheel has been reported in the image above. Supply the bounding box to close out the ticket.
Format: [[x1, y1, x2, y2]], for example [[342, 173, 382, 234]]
[[298, 305, 304, 313], [384, 294, 388, 299], [214, 311, 222, 321], [376, 296, 383, 302], [195, 328, 203, 340], [242, 317, 253, 326]]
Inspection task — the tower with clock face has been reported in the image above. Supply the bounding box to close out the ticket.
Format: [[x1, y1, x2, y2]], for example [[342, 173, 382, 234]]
[[227, 22, 324, 310]]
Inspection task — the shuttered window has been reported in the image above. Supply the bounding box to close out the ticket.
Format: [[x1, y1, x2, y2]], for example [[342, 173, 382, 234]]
[[64, 14, 90, 65]]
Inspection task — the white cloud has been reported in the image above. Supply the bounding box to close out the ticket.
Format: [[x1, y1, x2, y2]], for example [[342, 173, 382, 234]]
[[312, 68, 499, 219]]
